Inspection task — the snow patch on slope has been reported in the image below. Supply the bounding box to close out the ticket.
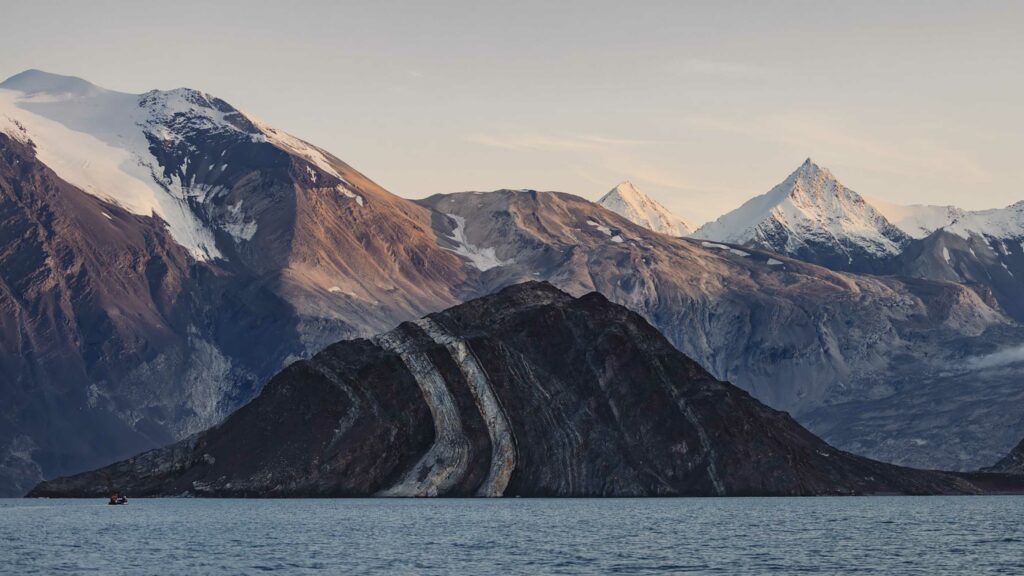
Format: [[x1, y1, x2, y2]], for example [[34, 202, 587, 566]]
[[0, 71, 228, 260], [443, 213, 507, 271], [587, 219, 627, 243], [335, 184, 364, 207], [222, 201, 257, 242], [249, 115, 343, 180]]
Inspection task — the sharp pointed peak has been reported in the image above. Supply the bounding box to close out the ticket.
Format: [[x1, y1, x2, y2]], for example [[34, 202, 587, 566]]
[[796, 157, 824, 172], [611, 180, 642, 195], [786, 157, 836, 182], [599, 180, 642, 203]]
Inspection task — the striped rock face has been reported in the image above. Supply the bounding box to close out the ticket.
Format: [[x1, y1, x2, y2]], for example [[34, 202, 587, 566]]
[[30, 282, 986, 497]]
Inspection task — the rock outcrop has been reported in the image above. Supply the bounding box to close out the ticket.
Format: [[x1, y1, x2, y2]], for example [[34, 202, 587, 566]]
[[983, 438, 1024, 475], [30, 283, 989, 497]]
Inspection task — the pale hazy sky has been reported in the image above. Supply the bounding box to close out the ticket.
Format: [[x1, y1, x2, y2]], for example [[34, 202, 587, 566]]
[[3, 0, 1022, 224]]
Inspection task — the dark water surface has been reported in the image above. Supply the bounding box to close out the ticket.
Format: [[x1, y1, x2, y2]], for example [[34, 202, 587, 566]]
[[1, 497, 1022, 575]]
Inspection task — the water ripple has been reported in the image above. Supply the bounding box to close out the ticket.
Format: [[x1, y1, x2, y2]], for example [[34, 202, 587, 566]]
[[1, 497, 1023, 575]]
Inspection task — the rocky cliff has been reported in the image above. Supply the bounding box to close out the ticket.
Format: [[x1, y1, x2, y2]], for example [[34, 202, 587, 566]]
[[984, 438, 1024, 475]]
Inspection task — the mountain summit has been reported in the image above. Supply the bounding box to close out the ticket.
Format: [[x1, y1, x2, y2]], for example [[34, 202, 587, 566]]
[[694, 159, 910, 271], [597, 181, 693, 236], [0, 69, 108, 99]]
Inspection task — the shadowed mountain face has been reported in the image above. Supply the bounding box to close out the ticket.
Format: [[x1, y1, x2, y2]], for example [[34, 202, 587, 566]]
[[0, 133, 205, 496], [29, 283, 985, 498], [889, 228, 1024, 323], [984, 438, 1024, 475]]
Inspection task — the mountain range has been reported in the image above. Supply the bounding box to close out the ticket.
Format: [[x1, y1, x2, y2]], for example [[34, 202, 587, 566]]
[[2, 69, 1024, 495], [609, 158, 1024, 321]]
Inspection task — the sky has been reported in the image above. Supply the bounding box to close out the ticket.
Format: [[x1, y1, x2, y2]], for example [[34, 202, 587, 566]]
[[3, 0, 1022, 225]]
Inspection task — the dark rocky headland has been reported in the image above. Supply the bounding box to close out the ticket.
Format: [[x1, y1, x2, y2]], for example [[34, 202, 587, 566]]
[[29, 283, 1021, 497]]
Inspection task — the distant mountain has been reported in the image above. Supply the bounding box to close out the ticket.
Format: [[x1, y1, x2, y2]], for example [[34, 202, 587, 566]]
[[597, 181, 693, 236], [865, 198, 1024, 321], [421, 188, 1024, 472], [869, 197, 1024, 241], [0, 69, 467, 495], [694, 159, 910, 272], [865, 198, 966, 239], [29, 283, 985, 497]]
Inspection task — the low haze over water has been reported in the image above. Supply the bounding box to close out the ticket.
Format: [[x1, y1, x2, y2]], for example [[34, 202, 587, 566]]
[[1, 497, 1021, 575]]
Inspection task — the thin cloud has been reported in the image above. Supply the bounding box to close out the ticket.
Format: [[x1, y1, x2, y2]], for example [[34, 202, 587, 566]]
[[465, 132, 669, 153], [965, 344, 1024, 371], [673, 58, 773, 79], [682, 112, 993, 182]]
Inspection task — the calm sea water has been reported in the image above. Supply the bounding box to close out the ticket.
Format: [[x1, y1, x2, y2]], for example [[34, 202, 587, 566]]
[[0, 497, 1021, 575]]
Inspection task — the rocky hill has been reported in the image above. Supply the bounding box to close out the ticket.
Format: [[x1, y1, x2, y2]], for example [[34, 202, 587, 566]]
[[28, 283, 986, 497]]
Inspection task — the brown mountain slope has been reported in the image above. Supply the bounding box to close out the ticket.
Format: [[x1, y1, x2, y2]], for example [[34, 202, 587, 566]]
[[0, 86, 470, 495], [0, 133, 198, 495]]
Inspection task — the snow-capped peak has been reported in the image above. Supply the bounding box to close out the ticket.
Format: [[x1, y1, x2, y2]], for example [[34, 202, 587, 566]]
[[864, 197, 966, 239], [0, 70, 249, 260], [0, 69, 108, 100], [694, 159, 909, 266], [0, 69, 352, 261], [597, 180, 693, 236], [943, 201, 1024, 240], [867, 196, 1024, 241]]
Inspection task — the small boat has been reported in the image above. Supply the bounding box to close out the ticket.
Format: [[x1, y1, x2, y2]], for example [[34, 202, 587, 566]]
[[108, 494, 128, 505]]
